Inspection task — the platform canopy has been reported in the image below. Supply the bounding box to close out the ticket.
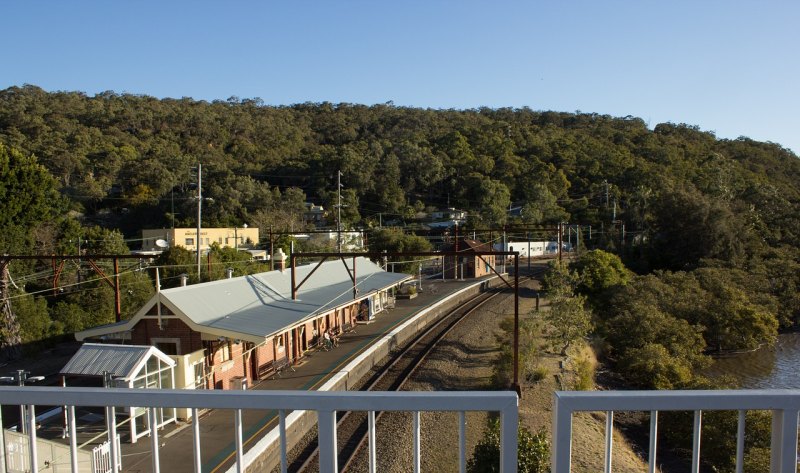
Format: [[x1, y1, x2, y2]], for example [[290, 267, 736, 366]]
[[76, 256, 411, 344]]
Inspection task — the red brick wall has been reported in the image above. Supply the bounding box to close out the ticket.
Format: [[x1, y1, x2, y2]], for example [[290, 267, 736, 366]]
[[473, 255, 496, 277], [130, 318, 202, 355], [255, 341, 275, 378], [209, 340, 247, 390]]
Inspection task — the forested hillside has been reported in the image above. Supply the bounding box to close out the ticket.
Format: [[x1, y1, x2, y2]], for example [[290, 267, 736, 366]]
[[1, 84, 799, 354]]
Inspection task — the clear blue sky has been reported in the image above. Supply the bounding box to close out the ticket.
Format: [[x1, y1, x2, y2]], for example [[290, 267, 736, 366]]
[[2, 1, 798, 154]]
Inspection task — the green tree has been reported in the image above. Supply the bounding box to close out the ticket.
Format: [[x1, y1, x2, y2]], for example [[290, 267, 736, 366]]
[[15, 294, 58, 346], [366, 228, 432, 273], [570, 249, 630, 296], [541, 261, 578, 299], [154, 247, 199, 288], [206, 243, 264, 280], [603, 298, 710, 389], [0, 143, 62, 253], [540, 261, 592, 355], [519, 184, 569, 225], [648, 185, 748, 270], [544, 294, 592, 356], [463, 173, 510, 226]]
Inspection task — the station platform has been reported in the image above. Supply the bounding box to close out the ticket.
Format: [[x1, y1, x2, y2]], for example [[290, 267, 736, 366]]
[[70, 277, 490, 473]]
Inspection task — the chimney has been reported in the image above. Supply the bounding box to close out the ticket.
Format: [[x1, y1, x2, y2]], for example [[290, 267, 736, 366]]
[[180, 273, 189, 287], [226, 268, 234, 279], [274, 248, 287, 272]]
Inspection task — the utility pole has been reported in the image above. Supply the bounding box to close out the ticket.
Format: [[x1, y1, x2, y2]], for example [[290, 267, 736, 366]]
[[196, 163, 202, 280], [502, 228, 507, 274], [337, 170, 343, 252], [269, 226, 274, 271]]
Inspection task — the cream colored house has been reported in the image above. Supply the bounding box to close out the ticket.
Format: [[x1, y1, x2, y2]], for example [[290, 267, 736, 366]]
[[142, 227, 260, 253]]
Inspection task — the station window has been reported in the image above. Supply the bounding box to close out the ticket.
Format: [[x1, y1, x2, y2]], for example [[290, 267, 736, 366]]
[[193, 362, 206, 390], [219, 342, 231, 361], [185, 238, 194, 246]]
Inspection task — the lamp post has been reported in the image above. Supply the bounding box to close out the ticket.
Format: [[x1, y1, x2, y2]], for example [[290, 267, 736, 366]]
[[196, 163, 203, 280], [194, 164, 213, 281], [0, 370, 45, 434]]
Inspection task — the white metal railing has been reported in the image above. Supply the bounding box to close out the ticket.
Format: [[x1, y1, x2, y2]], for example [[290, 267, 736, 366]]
[[552, 389, 800, 473], [0, 386, 518, 473]]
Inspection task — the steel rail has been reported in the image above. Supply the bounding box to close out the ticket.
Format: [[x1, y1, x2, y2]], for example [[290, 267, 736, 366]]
[[293, 269, 544, 473]]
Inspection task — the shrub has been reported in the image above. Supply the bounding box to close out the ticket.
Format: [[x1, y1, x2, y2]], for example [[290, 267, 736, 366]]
[[467, 419, 550, 473], [572, 357, 594, 391], [528, 366, 548, 383]]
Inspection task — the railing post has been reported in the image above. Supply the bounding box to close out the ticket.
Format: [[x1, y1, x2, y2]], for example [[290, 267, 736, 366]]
[[413, 411, 420, 473], [27, 404, 38, 473], [501, 398, 518, 473], [368, 411, 376, 473], [192, 408, 201, 473], [770, 409, 799, 473], [149, 408, 160, 473], [551, 394, 572, 473], [105, 404, 119, 473], [68, 406, 78, 473], [736, 410, 745, 473], [648, 411, 658, 473], [235, 409, 243, 473], [0, 404, 6, 473], [691, 410, 702, 473], [317, 410, 338, 473], [604, 411, 614, 473], [459, 411, 466, 473], [279, 410, 288, 473]]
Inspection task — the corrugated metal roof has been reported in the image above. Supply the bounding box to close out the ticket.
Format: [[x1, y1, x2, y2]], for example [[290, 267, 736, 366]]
[[160, 257, 410, 340], [77, 257, 411, 343], [60, 343, 175, 380]]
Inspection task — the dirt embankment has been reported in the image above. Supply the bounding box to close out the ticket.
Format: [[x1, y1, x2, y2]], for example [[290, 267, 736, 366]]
[[396, 276, 651, 473]]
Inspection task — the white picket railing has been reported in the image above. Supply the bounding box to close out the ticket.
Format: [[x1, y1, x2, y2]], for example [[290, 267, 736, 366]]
[[91, 434, 121, 473], [0, 386, 519, 473], [552, 389, 800, 473]]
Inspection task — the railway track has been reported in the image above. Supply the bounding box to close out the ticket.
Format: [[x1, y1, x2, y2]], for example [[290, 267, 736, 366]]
[[290, 270, 543, 473]]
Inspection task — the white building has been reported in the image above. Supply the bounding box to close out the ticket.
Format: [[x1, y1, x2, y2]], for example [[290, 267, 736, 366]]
[[493, 241, 569, 258]]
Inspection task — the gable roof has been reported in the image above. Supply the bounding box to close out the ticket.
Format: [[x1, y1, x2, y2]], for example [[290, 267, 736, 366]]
[[60, 343, 175, 381], [441, 238, 494, 253], [77, 257, 411, 344]]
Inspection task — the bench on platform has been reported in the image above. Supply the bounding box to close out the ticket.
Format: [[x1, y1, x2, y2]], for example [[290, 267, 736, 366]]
[[342, 322, 356, 334], [272, 357, 294, 378], [259, 357, 295, 379]]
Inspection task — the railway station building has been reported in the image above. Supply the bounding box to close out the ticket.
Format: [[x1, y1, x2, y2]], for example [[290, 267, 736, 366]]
[[74, 257, 411, 398], [441, 238, 497, 279]]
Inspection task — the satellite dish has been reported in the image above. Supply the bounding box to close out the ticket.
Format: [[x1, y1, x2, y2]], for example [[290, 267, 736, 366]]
[[155, 239, 169, 248]]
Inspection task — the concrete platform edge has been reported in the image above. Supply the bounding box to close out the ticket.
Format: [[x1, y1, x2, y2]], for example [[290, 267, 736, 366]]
[[234, 276, 501, 473]]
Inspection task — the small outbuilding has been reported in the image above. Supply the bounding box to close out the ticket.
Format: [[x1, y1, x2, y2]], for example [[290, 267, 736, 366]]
[[60, 343, 177, 443]]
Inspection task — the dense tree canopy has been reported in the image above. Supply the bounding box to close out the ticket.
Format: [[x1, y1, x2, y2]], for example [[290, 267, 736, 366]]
[[1, 84, 800, 360], [1, 85, 797, 257]]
